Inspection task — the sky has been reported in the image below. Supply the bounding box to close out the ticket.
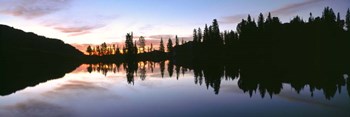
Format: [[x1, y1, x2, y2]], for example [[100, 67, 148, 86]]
[[0, 0, 349, 46]]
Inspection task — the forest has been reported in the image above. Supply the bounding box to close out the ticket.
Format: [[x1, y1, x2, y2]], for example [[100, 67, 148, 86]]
[[85, 7, 350, 67]]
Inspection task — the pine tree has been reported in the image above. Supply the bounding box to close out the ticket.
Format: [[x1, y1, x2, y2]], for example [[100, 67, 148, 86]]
[[309, 12, 314, 22], [346, 8, 350, 30], [86, 45, 92, 55], [167, 38, 173, 53], [175, 35, 179, 46], [322, 7, 336, 23], [266, 12, 272, 24], [138, 36, 145, 53], [193, 29, 198, 42], [134, 40, 137, 54], [247, 14, 252, 23], [211, 19, 222, 46], [198, 28, 202, 42], [159, 38, 165, 52], [203, 24, 209, 43], [336, 12, 344, 28], [125, 33, 134, 54], [101, 42, 107, 55], [258, 13, 264, 29], [96, 46, 100, 56], [115, 45, 120, 55]]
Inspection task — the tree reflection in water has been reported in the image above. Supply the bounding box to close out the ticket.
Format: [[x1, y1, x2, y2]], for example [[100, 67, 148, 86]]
[[86, 60, 349, 100]]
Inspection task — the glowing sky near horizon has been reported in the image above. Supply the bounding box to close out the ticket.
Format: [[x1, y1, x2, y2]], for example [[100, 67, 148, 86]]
[[0, 0, 349, 45]]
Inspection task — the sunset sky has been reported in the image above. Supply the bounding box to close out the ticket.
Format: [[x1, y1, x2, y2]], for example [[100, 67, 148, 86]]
[[0, 0, 349, 46]]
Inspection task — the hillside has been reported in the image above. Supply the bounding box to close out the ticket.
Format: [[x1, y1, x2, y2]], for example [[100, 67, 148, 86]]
[[0, 24, 84, 63]]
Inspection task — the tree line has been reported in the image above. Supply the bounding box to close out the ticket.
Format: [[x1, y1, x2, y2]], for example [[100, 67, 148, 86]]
[[86, 33, 187, 57], [174, 7, 350, 65]]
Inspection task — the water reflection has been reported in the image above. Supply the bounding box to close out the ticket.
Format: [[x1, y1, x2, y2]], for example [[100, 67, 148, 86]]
[[0, 62, 80, 96], [1, 61, 349, 117], [348, 76, 350, 97], [84, 60, 349, 100]]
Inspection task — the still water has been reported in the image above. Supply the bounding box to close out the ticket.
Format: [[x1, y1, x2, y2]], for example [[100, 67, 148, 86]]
[[1, 61, 349, 117]]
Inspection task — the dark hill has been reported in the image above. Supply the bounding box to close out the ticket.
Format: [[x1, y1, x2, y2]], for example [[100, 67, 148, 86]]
[[0, 24, 84, 62], [0, 24, 83, 96]]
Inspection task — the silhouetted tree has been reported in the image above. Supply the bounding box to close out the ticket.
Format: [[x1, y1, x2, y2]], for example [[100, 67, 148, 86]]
[[203, 24, 209, 43], [336, 12, 344, 28], [175, 35, 179, 46], [115, 45, 121, 55], [258, 13, 264, 29], [138, 36, 146, 53], [322, 7, 336, 24], [309, 12, 315, 22], [211, 19, 221, 41], [159, 38, 165, 52], [101, 42, 107, 55], [346, 8, 350, 31], [86, 45, 92, 55], [291, 16, 304, 24], [122, 46, 126, 54], [266, 12, 272, 24], [198, 28, 202, 42], [167, 38, 173, 53], [125, 32, 134, 54], [134, 40, 138, 54], [112, 44, 115, 54], [96, 46, 100, 55], [193, 29, 198, 42]]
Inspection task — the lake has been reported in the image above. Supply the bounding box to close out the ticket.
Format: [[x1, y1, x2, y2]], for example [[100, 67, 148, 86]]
[[0, 61, 349, 117]]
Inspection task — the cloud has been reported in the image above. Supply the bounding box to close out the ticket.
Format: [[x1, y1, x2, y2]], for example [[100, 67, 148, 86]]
[[270, 0, 323, 16], [0, 99, 74, 117], [48, 80, 108, 93], [41, 13, 118, 36], [54, 26, 94, 33], [139, 24, 154, 31], [219, 14, 247, 24], [0, 0, 72, 19], [53, 25, 105, 36], [220, 0, 323, 24], [147, 34, 192, 40], [39, 79, 121, 99], [148, 34, 175, 39], [0, 0, 118, 37]]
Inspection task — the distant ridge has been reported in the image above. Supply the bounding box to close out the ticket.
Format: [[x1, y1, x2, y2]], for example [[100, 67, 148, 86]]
[[0, 24, 84, 63]]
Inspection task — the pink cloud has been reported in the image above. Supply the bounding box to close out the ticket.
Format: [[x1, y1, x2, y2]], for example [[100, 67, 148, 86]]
[[0, 0, 72, 19]]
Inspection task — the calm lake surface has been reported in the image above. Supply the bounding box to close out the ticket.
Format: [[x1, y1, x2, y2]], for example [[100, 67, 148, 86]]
[[1, 61, 349, 117]]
